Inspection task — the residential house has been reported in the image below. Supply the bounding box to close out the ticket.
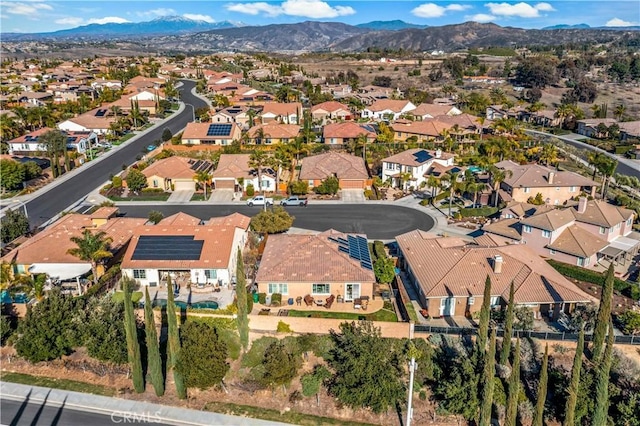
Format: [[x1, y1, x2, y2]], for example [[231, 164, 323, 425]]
[[247, 122, 300, 146], [1, 207, 145, 284], [576, 118, 618, 138], [299, 151, 370, 189], [230, 87, 274, 105], [390, 120, 449, 143], [494, 160, 597, 205], [180, 122, 242, 147], [6, 127, 55, 154], [411, 103, 461, 120], [65, 131, 98, 155], [381, 148, 454, 189], [121, 213, 250, 288], [141, 156, 214, 192], [310, 101, 351, 124], [618, 121, 640, 142], [322, 122, 376, 146], [16, 92, 54, 106], [58, 108, 116, 135], [211, 153, 277, 192], [361, 99, 416, 121], [255, 230, 375, 307], [396, 230, 594, 319], [210, 106, 252, 129], [259, 102, 303, 124]]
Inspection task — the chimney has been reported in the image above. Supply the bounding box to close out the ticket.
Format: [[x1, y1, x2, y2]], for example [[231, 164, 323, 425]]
[[578, 196, 588, 214], [435, 149, 442, 158], [548, 171, 555, 185], [493, 255, 503, 274]]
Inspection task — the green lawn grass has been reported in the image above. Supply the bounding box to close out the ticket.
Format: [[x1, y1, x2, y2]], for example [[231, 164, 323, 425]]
[[1, 372, 116, 396], [109, 193, 171, 202], [204, 401, 377, 426], [288, 308, 397, 322], [112, 291, 142, 303], [190, 193, 207, 201]]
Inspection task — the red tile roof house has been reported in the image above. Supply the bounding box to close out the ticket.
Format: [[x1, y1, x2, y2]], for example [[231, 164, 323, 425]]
[[310, 101, 352, 124], [255, 230, 375, 309], [211, 154, 277, 192], [57, 107, 116, 135], [411, 103, 462, 120], [1, 207, 145, 289], [247, 122, 300, 146], [259, 102, 303, 124], [141, 156, 214, 192], [121, 213, 250, 289], [299, 151, 370, 190], [395, 230, 595, 320], [362, 99, 416, 121], [180, 122, 242, 148], [481, 198, 637, 268], [494, 160, 598, 206], [210, 106, 251, 129], [390, 120, 450, 143], [322, 122, 376, 147], [381, 148, 454, 190]]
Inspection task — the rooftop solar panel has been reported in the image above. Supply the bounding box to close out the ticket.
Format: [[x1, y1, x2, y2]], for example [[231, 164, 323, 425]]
[[95, 109, 107, 117], [131, 235, 204, 261], [413, 150, 432, 163], [206, 124, 232, 136]]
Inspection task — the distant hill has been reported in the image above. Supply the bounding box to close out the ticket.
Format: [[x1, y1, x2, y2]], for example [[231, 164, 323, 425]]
[[356, 20, 427, 31], [2, 16, 243, 40], [542, 23, 591, 30]]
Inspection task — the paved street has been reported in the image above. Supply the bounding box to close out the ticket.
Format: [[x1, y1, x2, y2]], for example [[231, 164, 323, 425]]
[[1, 80, 207, 229], [112, 203, 436, 240]]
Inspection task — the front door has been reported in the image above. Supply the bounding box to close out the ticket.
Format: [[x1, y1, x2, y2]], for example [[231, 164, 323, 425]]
[[345, 283, 360, 302], [440, 297, 455, 316]]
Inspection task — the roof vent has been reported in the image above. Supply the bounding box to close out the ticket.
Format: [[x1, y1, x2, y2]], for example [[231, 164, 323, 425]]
[[548, 171, 555, 185]]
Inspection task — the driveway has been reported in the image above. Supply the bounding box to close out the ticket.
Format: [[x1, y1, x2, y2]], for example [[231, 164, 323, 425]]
[[209, 189, 234, 203], [167, 190, 194, 203], [341, 189, 365, 203]]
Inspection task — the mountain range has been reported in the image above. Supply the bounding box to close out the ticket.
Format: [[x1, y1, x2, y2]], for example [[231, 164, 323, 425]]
[[542, 23, 640, 30], [356, 20, 427, 31]]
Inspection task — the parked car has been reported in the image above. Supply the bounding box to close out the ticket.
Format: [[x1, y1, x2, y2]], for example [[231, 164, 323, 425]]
[[246, 195, 273, 207], [280, 196, 308, 206]]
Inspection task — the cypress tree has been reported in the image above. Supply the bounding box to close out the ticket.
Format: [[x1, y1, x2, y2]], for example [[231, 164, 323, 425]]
[[592, 263, 614, 362], [123, 277, 144, 393], [166, 276, 187, 399], [532, 344, 549, 426], [592, 320, 614, 426], [235, 248, 249, 350], [478, 275, 492, 351], [144, 287, 164, 397], [500, 281, 515, 365], [563, 327, 584, 426], [505, 339, 521, 426], [479, 328, 497, 426]]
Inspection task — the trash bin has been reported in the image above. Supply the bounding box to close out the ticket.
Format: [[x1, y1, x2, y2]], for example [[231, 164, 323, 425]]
[[253, 293, 259, 303]]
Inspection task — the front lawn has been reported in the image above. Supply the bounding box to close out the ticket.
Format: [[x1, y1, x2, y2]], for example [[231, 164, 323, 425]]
[[109, 193, 171, 202], [112, 291, 142, 304], [190, 192, 208, 201], [1, 372, 116, 396], [288, 307, 397, 322]]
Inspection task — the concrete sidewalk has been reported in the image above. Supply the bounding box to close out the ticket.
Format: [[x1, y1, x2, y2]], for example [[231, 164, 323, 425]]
[[1, 382, 290, 426]]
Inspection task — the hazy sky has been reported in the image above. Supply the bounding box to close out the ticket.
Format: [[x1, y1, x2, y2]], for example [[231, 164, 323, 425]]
[[2, 0, 639, 33]]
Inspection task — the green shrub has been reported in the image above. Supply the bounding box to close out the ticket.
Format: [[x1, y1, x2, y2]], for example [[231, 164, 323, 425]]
[[246, 184, 255, 196], [111, 176, 122, 188], [314, 176, 339, 195], [458, 207, 498, 218], [547, 260, 637, 298], [271, 293, 282, 306], [247, 290, 254, 313], [434, 190, 449, 202], [276, 321, 293, 333], [258, 292, 266, 304], [141, 188, 165, 193], [419, 199, 429, 206], [288, 180, 308, 195], [373, 241, 386, 260]]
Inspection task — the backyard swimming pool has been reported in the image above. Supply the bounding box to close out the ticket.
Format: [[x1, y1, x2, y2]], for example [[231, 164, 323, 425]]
[[1, 291, 29, 304], [152, 299, 219, 310]]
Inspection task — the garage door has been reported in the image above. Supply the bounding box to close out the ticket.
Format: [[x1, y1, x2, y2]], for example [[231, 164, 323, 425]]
[[340, 180, 364, 189], [174, 180, 195, 191], [214, 179, 235, 190]]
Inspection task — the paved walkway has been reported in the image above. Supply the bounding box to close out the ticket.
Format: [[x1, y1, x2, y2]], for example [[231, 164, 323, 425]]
[[167, 190, 194, 203], [208, 189, 234, 203], [340, 189, 366, 202]]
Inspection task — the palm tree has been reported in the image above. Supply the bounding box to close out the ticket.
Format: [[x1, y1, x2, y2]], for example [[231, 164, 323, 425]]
[[598, 156, 618, 198], [427, 175, 439, 199], [0, 114, 23, 140], [488, 165, 513, 207], [194, 170, 212, 199], [39, 129, 65, 178], [128, 99, 145, 129], [246, 109, 257, 128], [289, 136, 310, 168], [110, 105, 122, 119], [67, 229, 113, 290], [539, 144, 558, 167], [554, 104, 573, 129], [272, 145, 293, 194], [614, 104, 626, 121], [466, 181, 485, 207]]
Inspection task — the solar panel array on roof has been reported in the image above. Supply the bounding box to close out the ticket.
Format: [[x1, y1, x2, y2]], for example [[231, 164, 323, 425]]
[[206, 124, 232, 137], [131, 235, 204, 261], [95, 109, 107, 117], [413, 150, 432, 163], [25, 135, 37, 142], [328, 234, 373, 270], [227, 108, 242, 114]]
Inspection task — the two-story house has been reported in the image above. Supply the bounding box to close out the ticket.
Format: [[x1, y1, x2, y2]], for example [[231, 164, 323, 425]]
[[361, 99, 416, 121], [259, 102, 303, 124], [322, 122, 376, 146], [381, 148, 454, 190], [310, 101, 351, 124]]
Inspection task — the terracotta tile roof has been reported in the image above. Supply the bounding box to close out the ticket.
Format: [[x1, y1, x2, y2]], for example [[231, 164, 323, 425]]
[[547, 225, 609, 257], [142, 156, 212, 180], [121, 214, 250, 270], [474, 233, 514, 247], [255, 230, 376, 283], [396, 230, 594, 304], [89, 207, 118, 220], [248, 122, 300, 139], [495, 160, 597, 188], [382, 148, 453, 166], [322, 122, 376, 139], [207, 212, 251, 230], [9, 127, 56, 143], [311, 101, 350, 114], [299, 151, 369, 180], [413, 103, 458, 117], [391, 120, 450, 137], [573, 199, 634, 227], [64, 108, 116, 129], [212, 154, 251, 179], [261, 102, 302, 116], [181, 122, 241, 140], [367, 99, 414, 113], [1, 213, 145, 265], [521, 208, 576, 231], [159, 212, 202, 226], [482, 218, 523, 241]]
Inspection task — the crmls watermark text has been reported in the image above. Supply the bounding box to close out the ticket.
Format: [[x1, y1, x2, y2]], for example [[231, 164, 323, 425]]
[[110, 411, 163, 423]]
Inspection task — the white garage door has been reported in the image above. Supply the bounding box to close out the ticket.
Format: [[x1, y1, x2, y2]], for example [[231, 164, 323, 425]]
[[173, 180, 194, 191]]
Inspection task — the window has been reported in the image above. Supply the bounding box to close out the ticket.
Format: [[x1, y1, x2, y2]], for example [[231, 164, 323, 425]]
[[570, 186, 577, 192], [468, 296, 475, 305], [133, 269, 146, 279], [599, 226, 606, 234], [268, 283, 288, 294], [308, 180, 314, 186], [406, 166, 413, 173], [542, 230, 551, 238], [523, 187, 530, 193], [490, 296, 500, 306], [577, 257, 585, 267], [616, 222, 621, 229], [628, 218, 633, 225], [152, 179, 158, 188], [550, 249, 556, 255], [204, 269, 217, 280], [523, 225, 532, 233], [312, 283, 330, 295], [505, 214, 513, 219]]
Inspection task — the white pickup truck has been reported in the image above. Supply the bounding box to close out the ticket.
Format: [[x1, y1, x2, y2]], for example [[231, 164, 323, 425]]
[[246, 195, 273, 207]]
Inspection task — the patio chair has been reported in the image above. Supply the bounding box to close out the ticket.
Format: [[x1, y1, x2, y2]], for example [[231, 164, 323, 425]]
[[361, 299, 369, 311], [304, 294, 314, 306], [325, 294, 335, 309]]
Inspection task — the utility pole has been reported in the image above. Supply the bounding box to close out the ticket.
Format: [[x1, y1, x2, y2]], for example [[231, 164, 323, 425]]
[[406, 356, 417, 426]]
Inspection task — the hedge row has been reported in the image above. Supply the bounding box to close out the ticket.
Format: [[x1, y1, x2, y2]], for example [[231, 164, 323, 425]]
[[373, 241, 386, 260], [546, 259, 640, 300], [458, 207, 498, 218]]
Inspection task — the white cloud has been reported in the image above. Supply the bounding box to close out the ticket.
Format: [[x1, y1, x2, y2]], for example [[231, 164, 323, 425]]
[[55, 17, 84, 26], [605, 17, 637, 27], [87, 16, 130, 25], [183, 13, 216, 23], [469, 13, 496, 23], [5, 1, 53, 16], [485, 2, 555, 18], [412, 3, 470, 19], [226, 0, 355, 18], [137, 8, 176, 18]]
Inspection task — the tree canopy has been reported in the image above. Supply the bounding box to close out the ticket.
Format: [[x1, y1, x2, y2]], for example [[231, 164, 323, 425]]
[[1, 208, 29, 244], [176, 321, 229, 390], [250, 206, 294, 234]]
